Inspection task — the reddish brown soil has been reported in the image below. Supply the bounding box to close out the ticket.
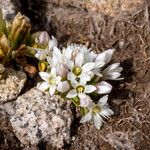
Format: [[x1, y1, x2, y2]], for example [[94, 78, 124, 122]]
[[0, 0, 150, 149]]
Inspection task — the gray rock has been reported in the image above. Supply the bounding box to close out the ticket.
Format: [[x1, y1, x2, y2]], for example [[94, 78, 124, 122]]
[[0, 68, 27, 103], [0, 0, 15, 20], [10, 88, 73, 149]]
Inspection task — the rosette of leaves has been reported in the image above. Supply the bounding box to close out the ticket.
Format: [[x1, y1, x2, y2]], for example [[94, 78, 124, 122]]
[[0, 9, 39, 76]]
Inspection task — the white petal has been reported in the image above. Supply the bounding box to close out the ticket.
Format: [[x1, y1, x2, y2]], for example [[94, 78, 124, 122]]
[[93, 113, 103, 130], [78, 93, 86, 99], [37, 82, 49, 91], [57, 81, 70, 93], [79, 74, 91, 83], [49, 85, 56, 96], [56, 76, 62, 84], [51, 68, 56, 76], [66, 89, 77, 98], [48, 36, 58, 50], [35, 50, 47, 60], [80, 95, 92, 107], [100, 108, 114, 119], [94, 61, 105, 69], [104, 72, 121, 80], [85, 85, 96, 93], [75, 53, 83, 67], [51, 36, 58, 47], [39, 72, 50, 81], [38, 31, 50, 46], [82, 62, 95, 73], [65, 58, 74, 70], [67, 72, 76, 81], [56, 64, 69, 78], [93, 69, 102, 77], [80, 111, 92, 123], [96, 81, 112, 94], [70, 79, 78, 88], [98, 95, 108, 106], [96, 49, 115, 65], [104, 63, 120, 71], [53, 47, 62, 60], [47, 56, 52, 65]]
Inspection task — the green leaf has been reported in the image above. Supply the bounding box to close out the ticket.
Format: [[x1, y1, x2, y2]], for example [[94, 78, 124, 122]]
[[71, 97, 80, 107], [0, 9, 6, 37]]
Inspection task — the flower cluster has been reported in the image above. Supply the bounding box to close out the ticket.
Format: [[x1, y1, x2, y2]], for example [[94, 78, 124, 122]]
[[35, 32, 123, 129]]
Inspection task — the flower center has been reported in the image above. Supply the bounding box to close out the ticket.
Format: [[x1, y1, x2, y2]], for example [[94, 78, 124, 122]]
[[49, 77, 56, 85], [92, 105, 101, 114], [76, 85, 85, 93], [72, 67, 82, 76]]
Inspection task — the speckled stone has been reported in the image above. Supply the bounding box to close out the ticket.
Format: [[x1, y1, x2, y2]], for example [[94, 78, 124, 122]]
[[0, 0, 15, 20], [0, 68, 27, 103], [10, 88, 73, 148]]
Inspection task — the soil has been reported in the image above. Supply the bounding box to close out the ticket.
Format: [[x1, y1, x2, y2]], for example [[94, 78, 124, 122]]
[[0, 0, 150, 149]]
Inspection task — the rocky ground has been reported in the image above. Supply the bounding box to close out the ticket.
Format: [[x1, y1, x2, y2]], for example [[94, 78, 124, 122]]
[[0, 0, 150, 150]]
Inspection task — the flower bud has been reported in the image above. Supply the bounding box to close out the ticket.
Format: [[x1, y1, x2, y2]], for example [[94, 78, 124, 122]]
[[56, 64, 69, 78], [0, 47, 5, 58], [57, 81, 70, 93], [38, 61, 47, 72], [10, 12, 31, 44], [0, 34, 10, 53], [36, 31, 50, 48], [80, 95, 92, 108]]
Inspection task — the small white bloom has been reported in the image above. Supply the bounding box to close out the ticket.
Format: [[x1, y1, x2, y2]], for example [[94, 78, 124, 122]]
[[66, 79, 96, 99], [92, 49, 115, 76], [35, 50, 47, 61], [48, 36, 58, 51], [66, 52, 95, 82], [80, 95, 93, 107], [37, 68, 61, 96], [35, 36, 58, 61], [47, 47, 69, 78], [63, 44, 97, 63], [95, 49, 115, 65], [57, 81, 70, 93], [102, 63, 123, 80], [36, 31, 50, 47], [96, 81, 112, 94], [80, 95, 114, 129]]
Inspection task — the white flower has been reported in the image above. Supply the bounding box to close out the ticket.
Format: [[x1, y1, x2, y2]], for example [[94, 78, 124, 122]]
[[35, 36, 57, 61], [80, 95, 93, 107], [37, 68, 61, 96], [63, 44, 97, 63], [95, 49, 115, 65], [92, 49, 115, 76], [96, 81, 112, 94], [36, 31, 50, 47], [80, 95, 114, 129], [57, 81, 70, 93], [66, 79, 96, 99], [48, 36, 58, 51], [66, 52, 95, 82], [35, 50, 47, 61], [102, 63, 123, 80], [47, 47, 69, 78]]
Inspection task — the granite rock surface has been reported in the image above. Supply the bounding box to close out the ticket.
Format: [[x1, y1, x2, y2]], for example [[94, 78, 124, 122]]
[[0, 68, 27, 103], [10, 88, 73, 149]]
